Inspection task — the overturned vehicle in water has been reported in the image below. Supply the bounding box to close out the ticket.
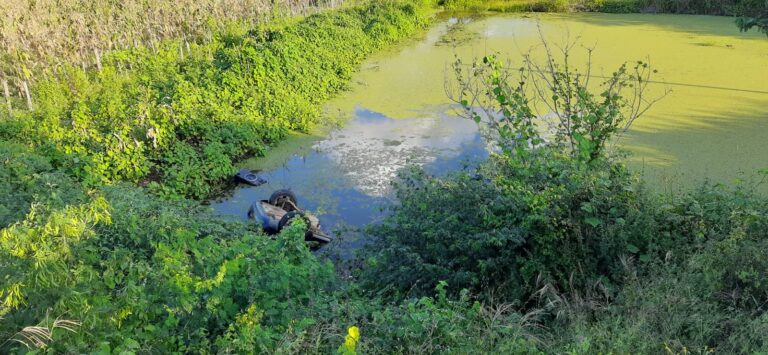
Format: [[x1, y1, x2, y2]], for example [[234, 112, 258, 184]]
[[247, 189, 331, 243]]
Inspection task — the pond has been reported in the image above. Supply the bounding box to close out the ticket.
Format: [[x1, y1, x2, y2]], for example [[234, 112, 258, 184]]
[[212, 109, 488, 248], [212, 13, 768, 242]]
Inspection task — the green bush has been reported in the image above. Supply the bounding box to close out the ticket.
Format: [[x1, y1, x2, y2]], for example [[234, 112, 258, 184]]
[[687, 183, 768, 312], [272, 283, 546, 354], [0, 155, 338, 352], [360, 48, 668, 301], [598, 0, 642, 12], [0, 142, 86, 228], [359, 149, 668, 302], [0, 143, 339, 352], [0, 144, 548, 353], [552, 183, 768, 354]]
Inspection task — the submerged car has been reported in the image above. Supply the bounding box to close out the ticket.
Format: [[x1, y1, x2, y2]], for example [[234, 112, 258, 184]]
[[247, 189, 331, 243]]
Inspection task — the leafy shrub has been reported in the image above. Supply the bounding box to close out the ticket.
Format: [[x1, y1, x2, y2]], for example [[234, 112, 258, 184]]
[[0, 189, 337, 352], [450, 52, 660, 165], [552, 183, 768, 354], [0, 145, 550, 354], [0, 146, 340, 352], [685, 183, 768, 312], [598, 0, 642, 12], [359, 149, 666, 302], [276, 283, 546, 354], [0, 142, 86, 228], [360, 41, 667, 301], [359, 166, 529, 299]]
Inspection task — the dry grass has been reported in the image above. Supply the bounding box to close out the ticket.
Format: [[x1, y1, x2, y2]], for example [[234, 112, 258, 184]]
[[0, 0, 348, 105], [2, 316, 80, 350]]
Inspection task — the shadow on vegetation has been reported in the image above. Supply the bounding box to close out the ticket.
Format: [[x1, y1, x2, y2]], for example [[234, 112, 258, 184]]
[[560, 12, 768, 40]]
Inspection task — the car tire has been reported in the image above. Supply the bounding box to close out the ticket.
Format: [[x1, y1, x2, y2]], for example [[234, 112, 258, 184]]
[[278, 211, 312, 240], [269, 189, 298, 212]]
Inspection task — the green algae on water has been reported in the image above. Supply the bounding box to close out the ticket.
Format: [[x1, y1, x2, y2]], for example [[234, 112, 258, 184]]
[[325, 12, 768, 192]]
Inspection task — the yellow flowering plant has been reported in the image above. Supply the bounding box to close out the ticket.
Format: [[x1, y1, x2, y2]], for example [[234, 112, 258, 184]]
[[338, 326, 360, 354]]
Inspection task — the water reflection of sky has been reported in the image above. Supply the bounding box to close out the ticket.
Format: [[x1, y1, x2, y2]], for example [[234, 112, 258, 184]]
[[211, 107, 488, 243]]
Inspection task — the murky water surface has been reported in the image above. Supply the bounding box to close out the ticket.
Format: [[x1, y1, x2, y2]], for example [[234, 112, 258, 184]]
[[213, 13, 768, 238], [212, 108, 487, 243]]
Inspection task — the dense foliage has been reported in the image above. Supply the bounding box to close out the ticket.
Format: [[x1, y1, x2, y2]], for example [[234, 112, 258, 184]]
[[359, 153, 768, 353], [0, 142, 547, 353], [0, 142, 337, 352], [562, 182, 768, 353], [359, 51, 664, 301], [0, 0, 432, 199], [737, 15, 768, 35], [359, 152, 656, 301], [5, 137, 766, 353]]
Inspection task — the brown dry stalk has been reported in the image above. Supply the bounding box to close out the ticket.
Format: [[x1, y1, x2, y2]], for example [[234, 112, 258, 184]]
[[3, 317, 81, 350], [0, 0, 348, 103], [2, 79, 10, 115]]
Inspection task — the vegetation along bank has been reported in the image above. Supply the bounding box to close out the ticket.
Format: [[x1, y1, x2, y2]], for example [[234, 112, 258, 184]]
[[0, 0, 432, 199]]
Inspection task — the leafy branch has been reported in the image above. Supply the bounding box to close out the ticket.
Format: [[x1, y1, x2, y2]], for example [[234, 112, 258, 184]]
[[447, 25, 668, 164]]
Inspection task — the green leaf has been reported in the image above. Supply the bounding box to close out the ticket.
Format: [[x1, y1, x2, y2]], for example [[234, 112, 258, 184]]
[[122, 338, 140, 351], [626, 244, 640, 254], [584, 217, 601, 227], [572, 133, 593, 160], [95, 342, 111, 355]]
